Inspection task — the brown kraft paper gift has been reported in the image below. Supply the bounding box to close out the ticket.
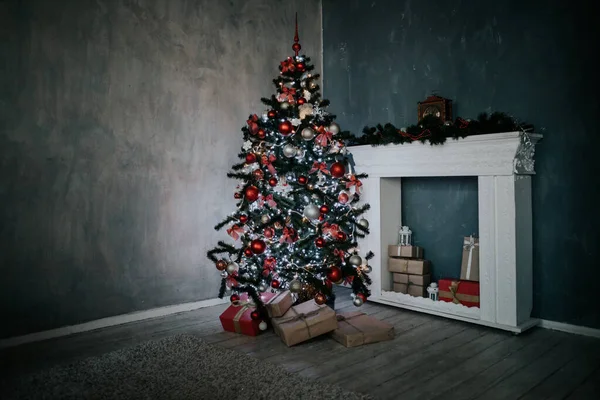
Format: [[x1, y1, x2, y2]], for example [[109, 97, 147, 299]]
[[393, 273, 431, 286], [271, 300, 338, 347], [264, 290, 293, 318], [460, 235, 480, 282], [393, 283, 427, 297], [331, 311, 395, 348], [388, 245, 424, 259], [388, 258, 430, 275]]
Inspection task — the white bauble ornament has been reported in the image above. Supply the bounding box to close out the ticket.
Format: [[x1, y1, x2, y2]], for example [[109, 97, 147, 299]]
[[364, 265, 373, 273], [329, 123, 340, 135], [280, 101, 290, 110], [258, 283, 268, 292], [260, 214, 270, 224], [357, 218, 370, 229], [259, 321, 268, 331], [353, 297, 364, 307], [349, 255, 362, 266], [220, 271, 228, 278], [289, 280, 302, 293], [226, 262, 238, 274], [283, 144, 297, 158], [301, 127, 315, 141], [303, 204, 320, 220]]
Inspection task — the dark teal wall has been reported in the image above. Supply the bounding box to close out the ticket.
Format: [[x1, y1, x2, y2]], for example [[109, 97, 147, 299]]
[[324, 0, 600, 328]]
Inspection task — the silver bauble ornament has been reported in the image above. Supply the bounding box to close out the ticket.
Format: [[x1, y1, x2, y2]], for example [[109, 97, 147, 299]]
[[260, 214, 270, 224], [226, 262, 238, 274], [309, 81, 317, 89], [220, 271, 228, 278], [357, 218, 370, 229], [353, 297, 364, 307], [303, 204, 320, 220], [283, 144, 297, 158], [364, 265, 373, 273], [258, 283, 268, 292], [289, 280, 302, 293], [349, 255, 362, 266], [329, 123, 340, 135], [259, 321, 268, 331], [301, 127, 315, 141], [280, 101, 290, 110]]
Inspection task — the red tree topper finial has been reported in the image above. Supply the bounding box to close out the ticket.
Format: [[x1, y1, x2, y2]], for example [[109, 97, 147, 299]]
[[292, 12, 301, 56]]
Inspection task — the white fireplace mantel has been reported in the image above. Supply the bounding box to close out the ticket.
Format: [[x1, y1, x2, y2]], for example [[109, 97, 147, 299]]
[[350, 131, 542, 333]]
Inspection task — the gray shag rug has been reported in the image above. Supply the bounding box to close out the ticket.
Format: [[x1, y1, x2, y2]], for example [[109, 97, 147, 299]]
[[1, 334, 372, 400]]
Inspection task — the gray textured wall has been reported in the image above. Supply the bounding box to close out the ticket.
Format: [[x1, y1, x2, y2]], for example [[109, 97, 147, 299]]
[[0, 0, 321, 339], [323, 0, 600, 328]]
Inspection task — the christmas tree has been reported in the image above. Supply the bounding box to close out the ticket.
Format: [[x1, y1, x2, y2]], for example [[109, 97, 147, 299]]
[[207, 16, 373, 323]]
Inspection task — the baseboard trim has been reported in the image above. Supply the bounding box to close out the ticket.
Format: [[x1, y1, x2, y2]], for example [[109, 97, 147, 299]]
[[539, 319, 600, 338], [0, 297, 229, 349]]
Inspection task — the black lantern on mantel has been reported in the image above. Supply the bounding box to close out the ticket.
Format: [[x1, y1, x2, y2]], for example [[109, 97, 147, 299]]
[[417, 95, 453, 123]]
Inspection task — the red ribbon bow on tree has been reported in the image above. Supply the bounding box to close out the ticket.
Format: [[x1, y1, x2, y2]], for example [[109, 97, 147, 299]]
[[247, 114, 260, 135], [334, 248, 346, 260], [457, 117, 470, 129], [315, 126, 333, 147], [277, 87, 296, 103], [226, 270, 238, 288], [261, 154, 277, 176], [280, 58, 296, 73], [398, 129, 431, 141], [345, 175, 363, 194], [309, 161, 330, 175], [258, 194, 277, 208], [322, 223, 340, 237], [279, 227, 298, 244], [343, 275, 354, 286], [227, 224, 245, 241], [263, 257, 277, 271]]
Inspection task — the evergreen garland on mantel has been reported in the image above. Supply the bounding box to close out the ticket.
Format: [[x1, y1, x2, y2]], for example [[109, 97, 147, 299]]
[[347, 112, 534, 147]]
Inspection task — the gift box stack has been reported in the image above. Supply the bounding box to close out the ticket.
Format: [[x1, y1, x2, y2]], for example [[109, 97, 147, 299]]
[[387, 226, 431, 297], [438, 235, 481, 308], [219, 289, 395, 348]]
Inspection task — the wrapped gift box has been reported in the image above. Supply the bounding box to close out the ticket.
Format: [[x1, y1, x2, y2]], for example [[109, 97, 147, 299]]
[[219, 300, 260, 336], [264, 290, 293, 318], [388, 258, 430, 275], [438, 279, 480, 308], [388, 245, 424, 259], [330, 311, 395, 347], [271, 300, 338, 346], [393, 273, 431, 286], [460, 235, 480, 282], [393, 282, 427, 297]]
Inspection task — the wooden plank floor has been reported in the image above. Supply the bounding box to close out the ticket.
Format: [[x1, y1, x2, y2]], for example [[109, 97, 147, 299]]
[[1, 293, 599, 399]]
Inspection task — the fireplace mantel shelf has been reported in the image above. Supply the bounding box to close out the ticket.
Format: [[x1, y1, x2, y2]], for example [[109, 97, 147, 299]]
[[352, 131, 543, 333]]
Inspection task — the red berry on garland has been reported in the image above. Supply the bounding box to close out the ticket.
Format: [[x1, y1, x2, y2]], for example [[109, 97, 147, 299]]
[[330, 162, 346, 178], [337, 231, 347, 241], [250, 239, 266, 254], [326, 266, 342, 283], [278, 120, 293, 135], [296, 62, 305, 72], [230, 294, 240, 303], [216, 260, 227, 271], [338, 192, 349, 204], [315, 237, 326, 248], [267, 110, 277, 119], [250, 310, 261, 320], [245, 185, 259, 202], [314, 293, 327, 305], [257, 129, 266, 139], [263, 227, 275, 238], [239, 215, 248, 224], [297, 97, 306, 105], [245, 153, 257, 164], [357, 293, 367, 302], [268, 177, 278, 187], [244, 248, 253, 257], [320, 204, 330, 214], [234, 192, 242, 199], [271, 280, 280, 289]]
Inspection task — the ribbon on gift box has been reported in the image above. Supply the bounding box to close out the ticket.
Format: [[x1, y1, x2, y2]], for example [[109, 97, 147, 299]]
[[276, 307, 321, 338], [463, 235, 479, 281], [442, 281, 479, 305], [230, 300, 253, 333]]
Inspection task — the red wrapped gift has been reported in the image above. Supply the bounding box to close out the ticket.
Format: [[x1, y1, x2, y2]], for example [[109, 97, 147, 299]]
[[219, 292, 277, 336], [438, 279, 480, 308]]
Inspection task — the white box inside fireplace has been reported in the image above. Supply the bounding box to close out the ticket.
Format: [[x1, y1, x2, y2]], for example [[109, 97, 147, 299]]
[[349, 132, 542, 333]]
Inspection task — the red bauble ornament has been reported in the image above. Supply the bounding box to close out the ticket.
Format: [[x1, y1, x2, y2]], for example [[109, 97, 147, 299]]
[[230, 294, 240, 303], [297, 97, 306, 105], [245, 153, 257, 164], [271, 280, 280, 289], [244, 248, 253, 257], [245, 185, 259, 202], [239, 215, 248, 224], [250, 310, 261, 320], [357, 293, 367, 302], [330, 162, 346, 178], [337, 231, 347, 241], [314, 293, 327, 305], [264, 227, 275, 238], [319, 204, 330, 214], [326, 266, 342, 282], [234, 192, 242, 199], [267, 110, 277, 118], [216, 260, 227, 271], [250, 239, 266, 254], [257, 129, 266, 139], [268, 177, 278, 187], [315, 237, 326, 248], [338, 192, 349, 204], [292, 42, 302, 53], [278, 120, 293, 135], [296, 62, 306, 72], [298, 175, 308, 185], [253, 169, 264, 180]]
